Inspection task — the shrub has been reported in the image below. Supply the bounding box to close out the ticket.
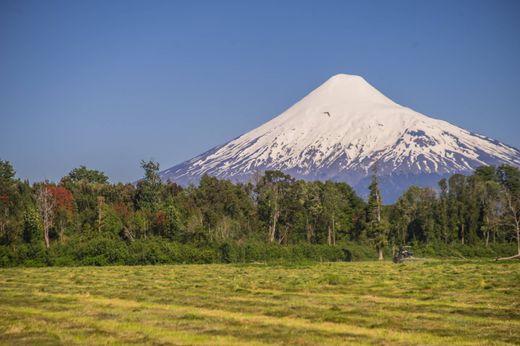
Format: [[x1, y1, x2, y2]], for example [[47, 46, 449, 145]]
[[1, 238, 516, 267]]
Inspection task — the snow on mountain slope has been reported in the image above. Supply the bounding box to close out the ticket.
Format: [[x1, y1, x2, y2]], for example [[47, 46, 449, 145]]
[[160, 74, 520, 201]]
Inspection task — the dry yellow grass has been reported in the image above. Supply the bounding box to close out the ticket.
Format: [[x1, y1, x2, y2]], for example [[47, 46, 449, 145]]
[[0, 260, 519, 345]]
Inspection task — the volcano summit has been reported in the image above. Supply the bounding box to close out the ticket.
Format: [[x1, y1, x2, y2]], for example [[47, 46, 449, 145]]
[[160, 74, 520, 201]]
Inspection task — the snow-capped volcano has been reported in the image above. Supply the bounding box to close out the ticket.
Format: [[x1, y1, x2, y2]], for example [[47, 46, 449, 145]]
[[160, 74, 520, 201]]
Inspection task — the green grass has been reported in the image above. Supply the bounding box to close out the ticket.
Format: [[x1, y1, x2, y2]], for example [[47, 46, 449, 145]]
[[0, 260, 519, 345]]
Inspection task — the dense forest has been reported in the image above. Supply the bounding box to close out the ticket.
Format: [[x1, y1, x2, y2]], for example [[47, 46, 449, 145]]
[[0, 159, 519, 266]]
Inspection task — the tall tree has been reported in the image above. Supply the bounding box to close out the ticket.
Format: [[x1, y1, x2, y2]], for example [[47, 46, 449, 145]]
[[0, 160, 16, 242], [479, 180, 502, 246], [47, 186, 74, 242], [36, 186, 55, 248], [22, 207, 42, 244], [448, 174, 466, 244], [497, 165, 520, 257], [437, 178, 450, 243], [135, 160, 162, 211], [255, 171, 293, 243], [367, 167, 387, 260], [322, 182, 341, 245], [303, 182, 322, 243], [163, 198, 183, 240]]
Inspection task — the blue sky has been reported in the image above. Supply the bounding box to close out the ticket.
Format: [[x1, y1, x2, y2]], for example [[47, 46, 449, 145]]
[[1, 0, 519, 182]]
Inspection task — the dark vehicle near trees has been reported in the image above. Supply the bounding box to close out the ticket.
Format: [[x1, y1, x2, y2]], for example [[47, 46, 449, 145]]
[[393, 246, 414, 263]]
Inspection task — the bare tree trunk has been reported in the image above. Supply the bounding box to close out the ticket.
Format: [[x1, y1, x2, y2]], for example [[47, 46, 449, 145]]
[[37, 187, 55, 249], [0, 218, 6, 240], [506, 193, 520, 255], [484, 216, 489, 247], [461, 224, 465, 245], [327, 225, 332, 245], [269, 209, 279, 243], [97, 196, 105, 232], [59, 225, 65, 244], [278, 226, 288, 245], [0, 208, 7, 238], [123, 226, 135, 242], [332, 214, 336, 246], [306, 224, 314, 243], [378, 246, 384, 261], [376, 191, 381, 223], [305, 216, 312, 243], [496, 254, 520, 261], [516, 220, 520, 255], [44, 228, 50, 248]]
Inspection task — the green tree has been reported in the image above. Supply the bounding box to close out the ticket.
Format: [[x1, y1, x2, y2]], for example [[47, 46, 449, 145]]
[[163, 199, 183, 240], [392, 190, 413, 245], [479, 179, 502, 246], [322, 182, 342, 245], [0, 160, 16, 192], [447, 174, 466, 244], [63, 165, 109, 185], [0, 160, 17, 243], [497, 165, 520, 257], [23, 207, 42, 244], [255, 171, 294, 243], [367, 168, 387, 260], [133, 210, 150, 239], [99, 204, 124, 235], [135, 160, 162, 211], [437, 178, 449, 243], [303, 182, 322, 243]]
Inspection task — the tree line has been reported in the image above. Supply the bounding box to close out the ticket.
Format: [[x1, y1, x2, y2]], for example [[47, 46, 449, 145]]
[[0, 159, 519, 266]]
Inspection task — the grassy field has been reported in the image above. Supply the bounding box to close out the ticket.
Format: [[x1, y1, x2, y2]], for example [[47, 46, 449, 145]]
[[0, 260, 519, 345]]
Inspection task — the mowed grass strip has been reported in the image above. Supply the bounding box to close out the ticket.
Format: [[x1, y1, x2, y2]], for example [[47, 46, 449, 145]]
[[0, 260, 519, 345]]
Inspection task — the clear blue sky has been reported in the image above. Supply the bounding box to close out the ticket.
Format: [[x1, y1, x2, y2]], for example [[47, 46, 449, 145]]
[[1, 0, 519, 183]]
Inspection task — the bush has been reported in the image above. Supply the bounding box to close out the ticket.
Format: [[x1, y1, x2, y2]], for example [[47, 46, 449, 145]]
[[0, 238, 516, 267], [410, 242, 517, 259], [338, 241, 378, 261], [125, 238, 219, 265], [72, 236, 129, 265], [215, 242, 347, 264]]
